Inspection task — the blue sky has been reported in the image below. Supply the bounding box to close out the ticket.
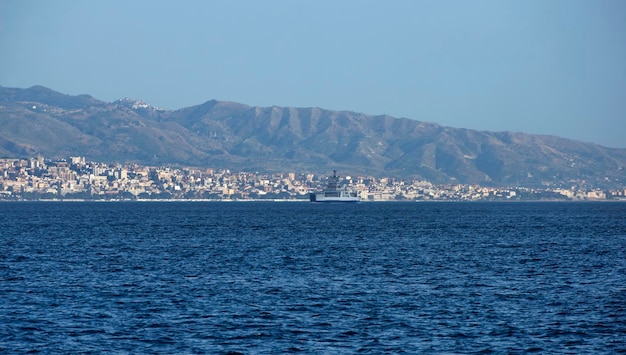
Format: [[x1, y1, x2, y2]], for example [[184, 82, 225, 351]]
[[1, 0, 625, 148]]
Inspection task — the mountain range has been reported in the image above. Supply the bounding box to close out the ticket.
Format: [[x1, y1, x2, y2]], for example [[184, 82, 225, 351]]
[[1, 85, 625, 188]]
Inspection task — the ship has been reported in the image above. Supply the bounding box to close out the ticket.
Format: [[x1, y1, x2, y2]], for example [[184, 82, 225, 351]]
[[309, 170, 359, 202]]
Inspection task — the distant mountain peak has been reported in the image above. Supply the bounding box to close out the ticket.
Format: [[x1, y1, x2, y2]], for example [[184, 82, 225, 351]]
[[1, 85, 625, 188]]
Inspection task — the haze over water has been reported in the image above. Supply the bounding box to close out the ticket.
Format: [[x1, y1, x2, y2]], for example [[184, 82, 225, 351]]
[[1, 201, 625, 353]]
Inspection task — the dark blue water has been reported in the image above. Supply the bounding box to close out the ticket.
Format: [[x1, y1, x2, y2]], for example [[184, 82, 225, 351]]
[[1, 202, 625, 353]]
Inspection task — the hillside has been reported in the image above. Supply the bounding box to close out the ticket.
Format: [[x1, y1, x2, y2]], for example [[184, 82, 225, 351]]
[[1, 85, 625, 188]]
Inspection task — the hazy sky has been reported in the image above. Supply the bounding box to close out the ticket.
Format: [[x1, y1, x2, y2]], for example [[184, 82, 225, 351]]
[[1, 0, 625, 148]]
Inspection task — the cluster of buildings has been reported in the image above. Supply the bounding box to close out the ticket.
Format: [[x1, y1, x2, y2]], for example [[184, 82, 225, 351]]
[[1, 156, 625, 201]]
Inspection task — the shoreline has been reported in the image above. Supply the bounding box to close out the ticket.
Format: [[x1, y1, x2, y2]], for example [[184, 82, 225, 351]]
[[1, 198, 625, 203]]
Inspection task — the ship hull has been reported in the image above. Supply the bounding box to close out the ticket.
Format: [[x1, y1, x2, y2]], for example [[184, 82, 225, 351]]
[[309, 193, 359, 203]]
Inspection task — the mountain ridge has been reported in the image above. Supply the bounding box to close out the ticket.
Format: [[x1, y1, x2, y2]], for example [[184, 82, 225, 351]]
[[1, 85, 624, 188]]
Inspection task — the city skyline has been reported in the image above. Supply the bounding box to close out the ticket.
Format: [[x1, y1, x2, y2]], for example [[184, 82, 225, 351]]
[[1, 155, 624, 201]]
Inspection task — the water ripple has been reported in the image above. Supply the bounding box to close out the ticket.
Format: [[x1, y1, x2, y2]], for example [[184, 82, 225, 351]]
[[1, 201, 625, 353]]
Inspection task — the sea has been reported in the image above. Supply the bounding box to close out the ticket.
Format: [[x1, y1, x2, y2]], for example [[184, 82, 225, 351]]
[[1, 201, 625, 354]]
